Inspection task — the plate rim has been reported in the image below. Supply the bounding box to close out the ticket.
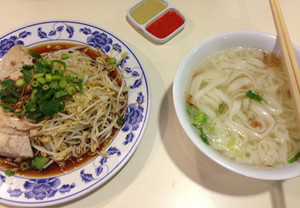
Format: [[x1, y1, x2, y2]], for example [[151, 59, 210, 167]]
[[0, 19, 151, 207]]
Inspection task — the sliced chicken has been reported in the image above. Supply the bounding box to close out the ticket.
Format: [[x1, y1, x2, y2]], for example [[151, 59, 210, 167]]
[[0, 107, 40, 134], [0, 108, 39, 159], [0, 108, 39, 131], [0, 45, 32, 80], [0, 133, 33, 158], [0, 45, 37, 159]]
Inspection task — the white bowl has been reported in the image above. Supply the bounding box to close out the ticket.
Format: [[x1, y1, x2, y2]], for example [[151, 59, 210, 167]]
[[173, 30, 300, 180]]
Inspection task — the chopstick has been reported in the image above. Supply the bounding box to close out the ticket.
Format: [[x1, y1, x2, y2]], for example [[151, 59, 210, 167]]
[[269, 0, 300, 123]]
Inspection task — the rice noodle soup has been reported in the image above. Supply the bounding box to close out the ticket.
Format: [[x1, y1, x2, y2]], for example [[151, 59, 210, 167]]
[[185, 46, 300, 168]]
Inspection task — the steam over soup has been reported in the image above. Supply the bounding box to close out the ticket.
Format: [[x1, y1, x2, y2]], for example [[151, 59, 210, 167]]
[[185, 47, 300, 168]]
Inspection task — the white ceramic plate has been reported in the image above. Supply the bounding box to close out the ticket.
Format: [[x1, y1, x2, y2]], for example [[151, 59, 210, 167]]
[[0, 20, 150, 207]]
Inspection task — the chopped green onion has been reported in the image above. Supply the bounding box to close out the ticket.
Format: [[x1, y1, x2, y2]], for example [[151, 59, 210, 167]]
[[37, 77, 46, 85], [219, 103, 225, 114], [195, 113, 207, 123], [59, 78, 68, 89], [186, 106, 199, 116], [50, 81, 59, 89], [246, 90, 263, 102], [40, 59, 49, 66], [226, 137, 243, 159], [205, 123, 214, 131], [187, 105, 210, 145], [42, 84, 49, 91], [186, 106, 207, 123], [52, 75, 62, 80], [31, 80, 39, 88], [52, 60, 66, 70], [76, 82, 84, 94], [30, 89, 38, 102], [33, 73, 44, 79], [65, 76, 74, 83], [288, 152, 300, 163], [0, 50, 84, 122], [35, 63, 47, 74], [200, 132, 209, 145], [51, 67, 61, 75], [20, 161, 29, 171], [192, 124, 209, 145], [15, 78, 26, 89], [45, 74, 53, 82], [227, 137, 236, 149], [55, 90, 67, 99], [54, 91, 61, 99], [61, 53, 69, 60], [108, 57, 116, 64], [78, 75, 84, 82], [67, 85, 76, 95]]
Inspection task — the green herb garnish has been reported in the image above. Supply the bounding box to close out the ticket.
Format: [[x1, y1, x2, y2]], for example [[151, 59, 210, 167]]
[[288, 152, 300, 163], [31, 52, 42, 59], [15, 78, 26, 89], [117, 115, 125, 125], [0, 103, 14, 112], [0, 79, 21, 98], [0, 52, 85, 121], [1, 96, 18, 103], [61, 53, 69, 60], [246, 90, 263, 102], [187, 106, 207, 124], [187, 105, 212, 145], [5, 169, 15, 177], [21, 68, 33, 82], [30, 156, 50, 171], [192, 123, 209, 145], [219, 103, 225, 114]]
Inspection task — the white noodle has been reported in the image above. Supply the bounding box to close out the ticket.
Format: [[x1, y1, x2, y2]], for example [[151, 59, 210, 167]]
[[185, 47, 300, 168]]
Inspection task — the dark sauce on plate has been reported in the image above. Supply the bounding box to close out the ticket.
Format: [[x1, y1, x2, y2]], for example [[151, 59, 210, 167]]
[[0, 42, 123, 177], [0, 136, 114, 177]]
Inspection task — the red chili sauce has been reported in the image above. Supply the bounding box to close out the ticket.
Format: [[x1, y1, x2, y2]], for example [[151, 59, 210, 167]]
[[145, 10, 185, 39]]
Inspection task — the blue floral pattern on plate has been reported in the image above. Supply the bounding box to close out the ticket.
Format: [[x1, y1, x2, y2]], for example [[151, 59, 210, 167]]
[[0, 31, 31, 58], [7, 178, 75, 200], [0, 21, 150, 207]]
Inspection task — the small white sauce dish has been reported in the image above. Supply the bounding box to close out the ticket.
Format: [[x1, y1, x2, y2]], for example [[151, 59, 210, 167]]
[[127, 0, 186, 44]]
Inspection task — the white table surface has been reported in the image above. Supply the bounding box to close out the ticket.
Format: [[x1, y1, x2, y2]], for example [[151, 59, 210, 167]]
[[0, 0, 300, 207]]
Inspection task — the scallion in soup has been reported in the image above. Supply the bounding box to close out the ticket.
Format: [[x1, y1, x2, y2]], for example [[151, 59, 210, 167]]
[[185, 47, 300, 168]]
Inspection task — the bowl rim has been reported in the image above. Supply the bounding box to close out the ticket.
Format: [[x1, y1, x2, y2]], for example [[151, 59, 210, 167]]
[[173, 30, 300, 180]]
